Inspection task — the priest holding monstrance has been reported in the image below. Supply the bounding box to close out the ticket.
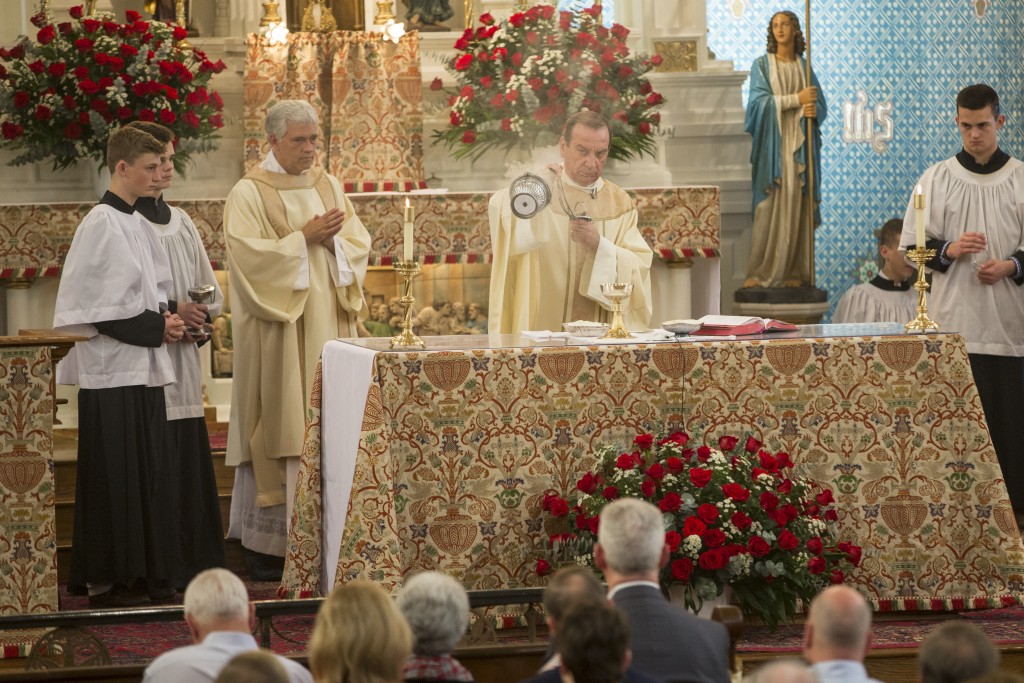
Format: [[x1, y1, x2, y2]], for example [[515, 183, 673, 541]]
[[488, 111, 654, 333]]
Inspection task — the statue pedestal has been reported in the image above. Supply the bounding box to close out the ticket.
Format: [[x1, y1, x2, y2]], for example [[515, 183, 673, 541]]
[[733, 286, 829, 324]]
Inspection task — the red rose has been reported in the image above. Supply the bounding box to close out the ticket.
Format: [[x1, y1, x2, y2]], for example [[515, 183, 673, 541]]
[[806, 537, 824, 555], [73, 66, 89, 80], [640, 478, 656, 498], [64, 123, 83, 139], [634, 433, 654, 450], [758, 450, 778, 472], [616, 453, 636, 470], [550, 497, 570, 517], [125, 9, 141, 21], [718, 435, 739, 451], [454, 54, 473, 71], [37, 25, 56, 44], [650, 54, 664, 66], [697, 503, 718, 524], [82, 17, 101, 34], [173, 26, 188, 41], [107, 56, 124, 72], [665, 456, 684, 473], [671, 557, 693, 582], [78, 79, 100, 95], [704, 528, 726, 548], [117, 106, 133, 120], [816, 489, 835, 506], [210, 114, 223, 129], [1, 122, 24, 140], [139, 108, 155, 121], [646, 92, 665, 106], [8, 44, 24, 60], [501, 117, 512, 131], [731, 511, 752, 531], [665, 531, 681, 552], [808, 556, 827, 575], [449, 111, 462, 126], [511, 52, 524, 68], [479, 75, 493, 89], [12, 91, 30, 109], [159, 109, 176, 124], [536, 558, 551, 577], [479, 11, 494, 25], [658, 492, 681, 512], [184, 111, 200, 128], [748, 536, 771, 557], [743, 436, 761, 453], [777, 479, 793, 494], [667, 557, 692, 581], [777, 530, 799, 551], [508, 12, 525, 27], [646, 463, 665, 482], [617, 64, 633, 79], [78, 111, 89, 124], [776, 452, 795, 469], [696, 446, 711, 462], [689, 467, 713, 488], [91, 98, 107, 112], [69, 4, 84, 18], [771, 509, 789, 528], [525, 30, 539, 46], [75, 37, 94, 52], [120, 43, 139, 58], [459, 85, 474, 100], [824, 509, 839, 522], [505, 90, 519, 103], [577, 472, 599, 494], [759, 491, 779, 511], [829, 569, 845, 584], [698, 548, 729, 570], [48, 62, 66, 77], [838, 542, 862, 567], [210, 92, 224, 110], [682, 516, 706, 538], [602, 486, 619, 501], [722, 483, 750, 501]]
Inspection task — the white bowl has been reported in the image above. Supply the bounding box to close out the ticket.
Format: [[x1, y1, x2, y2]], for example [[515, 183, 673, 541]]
[[563, 322, 611, 337], [661, 319, 701, 335]]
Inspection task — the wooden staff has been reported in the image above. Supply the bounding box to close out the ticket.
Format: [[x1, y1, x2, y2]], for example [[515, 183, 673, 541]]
[[804, 0, 815, 287]]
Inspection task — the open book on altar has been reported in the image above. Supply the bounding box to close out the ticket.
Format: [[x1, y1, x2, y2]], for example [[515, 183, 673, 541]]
[[693, 315, 798, 336]]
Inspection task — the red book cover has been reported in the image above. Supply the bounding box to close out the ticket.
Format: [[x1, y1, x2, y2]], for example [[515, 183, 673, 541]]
[[694, 315, 797, 336]]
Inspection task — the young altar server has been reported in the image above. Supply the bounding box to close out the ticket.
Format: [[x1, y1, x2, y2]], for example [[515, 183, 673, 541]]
[[53, 126, 187, 607], [128, 121, 226, 589], [832, 218, 916, 324], [899, 83, 1024, 523]]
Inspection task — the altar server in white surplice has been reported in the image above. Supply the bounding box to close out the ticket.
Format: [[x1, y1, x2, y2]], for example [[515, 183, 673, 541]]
[[488, 111, 653, 334], [224, 100, 371, 575], [53, 126, 186, 607], [129, 120, 226, 590], [833, 219, 916, 324], [899, 84, 1024, 521]]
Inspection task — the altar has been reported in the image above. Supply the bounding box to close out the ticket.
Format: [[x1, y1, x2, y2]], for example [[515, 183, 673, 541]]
[[281, 326, 1024, 611]]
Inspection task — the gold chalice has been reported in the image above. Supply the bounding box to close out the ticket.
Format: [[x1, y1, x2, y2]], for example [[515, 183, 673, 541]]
[[600, 283, 633, 339]]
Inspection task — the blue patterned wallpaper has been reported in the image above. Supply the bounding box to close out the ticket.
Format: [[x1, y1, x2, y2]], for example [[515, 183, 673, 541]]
[[706, 1, 1024, 319]]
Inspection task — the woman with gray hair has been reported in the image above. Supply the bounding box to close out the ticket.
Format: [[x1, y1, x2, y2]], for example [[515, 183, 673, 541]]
[[396, 571, 475, 683]]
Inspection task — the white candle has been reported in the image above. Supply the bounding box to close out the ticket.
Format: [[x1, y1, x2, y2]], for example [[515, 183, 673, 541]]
[[914, 184, 926, 248], [403, 197, 414, 262]]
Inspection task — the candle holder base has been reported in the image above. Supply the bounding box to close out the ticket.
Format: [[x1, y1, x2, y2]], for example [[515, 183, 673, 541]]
[[390, 261, 426, 349], [904, 247, 940, 333]]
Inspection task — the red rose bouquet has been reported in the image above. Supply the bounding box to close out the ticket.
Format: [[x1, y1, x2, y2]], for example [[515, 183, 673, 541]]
[[540, 431, 863, 629], [432, 4, 664, 162], [0, 5, 226, 172]]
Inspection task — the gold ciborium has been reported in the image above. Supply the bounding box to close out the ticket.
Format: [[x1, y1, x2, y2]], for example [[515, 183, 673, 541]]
[[600, 283, 633, 339]]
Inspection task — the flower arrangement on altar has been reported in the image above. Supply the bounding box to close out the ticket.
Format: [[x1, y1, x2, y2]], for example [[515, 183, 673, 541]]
[[538, 431, 863, 628], [432, 3, 664, 162], [0, 5, 226, 172]]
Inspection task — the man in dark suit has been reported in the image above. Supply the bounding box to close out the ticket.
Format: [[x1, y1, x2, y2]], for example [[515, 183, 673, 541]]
[[520, 597, 660, 683], [595, 498, 731, 683]]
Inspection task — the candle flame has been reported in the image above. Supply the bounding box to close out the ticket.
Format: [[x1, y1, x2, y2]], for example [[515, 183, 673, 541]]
[[916, 184, 923, 195], [405, 197, 410, 208]]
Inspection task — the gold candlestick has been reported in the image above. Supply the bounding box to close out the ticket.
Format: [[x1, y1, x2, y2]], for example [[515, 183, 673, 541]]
[[390, 261, 425, 348], [176, 0, 192, 48], [904, 247, 940, 333], [600, 282, 634, 339]]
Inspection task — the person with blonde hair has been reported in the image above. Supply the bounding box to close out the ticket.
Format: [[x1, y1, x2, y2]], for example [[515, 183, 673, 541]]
[[215, 650, 290, 683], [309, 580, 413, 683]]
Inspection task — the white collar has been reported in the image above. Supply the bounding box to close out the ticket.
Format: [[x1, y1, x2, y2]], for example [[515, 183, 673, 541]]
[[561, 170, 604, 195], [259, 149, 308, 176], [607, 580, 660, 599]]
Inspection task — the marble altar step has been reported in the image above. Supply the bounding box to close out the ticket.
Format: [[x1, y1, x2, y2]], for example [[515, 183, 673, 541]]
[[53, 427, 245, 583]]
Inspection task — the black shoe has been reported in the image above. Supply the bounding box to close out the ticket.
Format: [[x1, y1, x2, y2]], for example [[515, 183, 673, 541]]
[[244, 548, 284, 582], [88, 584, 150, 608], [147, 579, 176, 601]]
